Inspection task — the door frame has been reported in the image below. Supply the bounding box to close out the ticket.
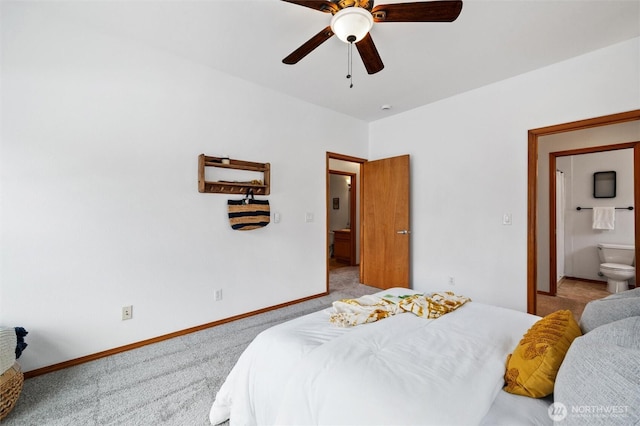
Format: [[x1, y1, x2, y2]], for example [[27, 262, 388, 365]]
[[548, 142, 638, 297], [527, 109, 640, 314], [326, 152, 367, 292]]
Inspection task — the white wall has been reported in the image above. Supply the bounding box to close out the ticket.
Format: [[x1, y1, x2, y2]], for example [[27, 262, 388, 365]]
[[0, 3, 368, 372], [2, 2, 639, 373], [537, 122, 640, 291], [560, 149, 634, 282], [369, 37, 640, 311]]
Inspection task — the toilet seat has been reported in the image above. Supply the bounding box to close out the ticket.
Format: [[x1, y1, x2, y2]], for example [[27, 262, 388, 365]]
[[601, 263, 635, 272]]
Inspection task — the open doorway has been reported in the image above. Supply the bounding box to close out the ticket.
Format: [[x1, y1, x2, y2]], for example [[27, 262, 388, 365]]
[[326, 152, 412, 292], [326, 152, 366, 292], [527, 110, 640, 315], [537, 144, 636, 319], [329, 171, 356, 269], [549, 144, 635, 295]]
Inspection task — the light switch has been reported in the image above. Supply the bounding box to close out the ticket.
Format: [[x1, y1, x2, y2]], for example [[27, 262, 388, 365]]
[[502, 213, 512, 225], [305, 212, 314, 223]]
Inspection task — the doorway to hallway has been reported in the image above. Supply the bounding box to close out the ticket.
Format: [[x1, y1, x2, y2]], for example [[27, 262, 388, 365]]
[[326, 153, 364, 292]]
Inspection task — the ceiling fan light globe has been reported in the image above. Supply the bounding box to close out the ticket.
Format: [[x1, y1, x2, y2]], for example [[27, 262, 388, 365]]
[[330, 7, 373, 43]]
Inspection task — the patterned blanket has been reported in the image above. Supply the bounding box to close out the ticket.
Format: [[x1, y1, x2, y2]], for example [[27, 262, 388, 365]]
[[329, 291, 471, 327], [330, 295, 401, 327]]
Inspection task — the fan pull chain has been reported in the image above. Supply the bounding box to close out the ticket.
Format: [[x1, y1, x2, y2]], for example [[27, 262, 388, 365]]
[[346, 38, 355, 88]]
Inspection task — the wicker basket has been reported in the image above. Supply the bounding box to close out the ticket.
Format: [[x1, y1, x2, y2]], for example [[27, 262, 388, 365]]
[[0, 362, 23, 421]]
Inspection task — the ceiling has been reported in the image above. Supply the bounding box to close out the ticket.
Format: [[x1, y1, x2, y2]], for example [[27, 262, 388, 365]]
[[39, 0, 640, 122]]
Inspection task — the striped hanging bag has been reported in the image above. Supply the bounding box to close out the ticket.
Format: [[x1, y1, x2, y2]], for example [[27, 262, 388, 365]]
[[227, 190, 270, 231]]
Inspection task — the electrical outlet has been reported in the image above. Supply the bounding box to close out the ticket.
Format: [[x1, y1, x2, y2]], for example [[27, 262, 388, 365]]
[[122, 305, 133, 320], [448, 276, 455, 286], [215, 289, 223, 301]]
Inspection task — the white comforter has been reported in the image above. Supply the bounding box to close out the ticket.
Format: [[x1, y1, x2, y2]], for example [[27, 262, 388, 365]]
[[210, 288, 540, 426]]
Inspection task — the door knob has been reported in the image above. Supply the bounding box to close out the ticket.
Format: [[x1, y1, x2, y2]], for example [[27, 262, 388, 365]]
[[396, 230, 411, 234]]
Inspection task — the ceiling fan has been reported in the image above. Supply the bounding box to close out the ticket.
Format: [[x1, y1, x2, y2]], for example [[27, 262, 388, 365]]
[[281, 0, 463, 75]]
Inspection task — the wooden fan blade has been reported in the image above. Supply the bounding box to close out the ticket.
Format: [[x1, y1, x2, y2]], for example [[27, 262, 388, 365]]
[[355, 33, 384, 75], [281, 0, 339, 14], [372, 1, 463, 23], [283, 26, 335, 65]]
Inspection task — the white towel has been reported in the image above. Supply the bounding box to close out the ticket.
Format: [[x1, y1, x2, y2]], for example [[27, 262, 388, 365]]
[[593, 207, 615, 230]]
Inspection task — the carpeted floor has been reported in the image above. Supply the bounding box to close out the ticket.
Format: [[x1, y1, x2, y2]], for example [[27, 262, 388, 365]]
[[4, 267, 376, 426], [536, 278, 612, 321]]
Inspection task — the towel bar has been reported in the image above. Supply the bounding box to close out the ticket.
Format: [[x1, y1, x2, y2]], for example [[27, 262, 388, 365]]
[[576, 206, 633, 211]]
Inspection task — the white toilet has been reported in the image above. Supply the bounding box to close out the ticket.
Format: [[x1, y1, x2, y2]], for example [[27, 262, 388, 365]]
[[597, 243, 635, 293]]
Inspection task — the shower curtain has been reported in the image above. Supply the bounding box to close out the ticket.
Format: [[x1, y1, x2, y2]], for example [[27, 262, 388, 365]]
[[556, 170, 566, 282]]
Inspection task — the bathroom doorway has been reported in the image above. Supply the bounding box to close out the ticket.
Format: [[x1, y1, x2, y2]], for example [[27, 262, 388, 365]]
[[527, 109, 640, 314], [537, 148, 632, 321], [549, 145, 636, 297]]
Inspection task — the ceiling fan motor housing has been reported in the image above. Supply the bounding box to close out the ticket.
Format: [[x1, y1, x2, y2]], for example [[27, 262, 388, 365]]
[[330, 7, 374, 43], [334, 0, 374, 11]]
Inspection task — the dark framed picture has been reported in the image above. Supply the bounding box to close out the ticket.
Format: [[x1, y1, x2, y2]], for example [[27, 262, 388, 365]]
[[593, 171, 616, 198], [333, 197, 340, 209]]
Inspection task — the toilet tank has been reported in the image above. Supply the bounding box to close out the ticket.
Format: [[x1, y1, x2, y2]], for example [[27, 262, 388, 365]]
[[597, 243, 635, 266]]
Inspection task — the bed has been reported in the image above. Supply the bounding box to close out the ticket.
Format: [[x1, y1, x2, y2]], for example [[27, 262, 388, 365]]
[[209, 287, 554, 425]]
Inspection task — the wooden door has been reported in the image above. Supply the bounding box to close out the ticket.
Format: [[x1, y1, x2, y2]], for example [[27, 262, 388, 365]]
[[361, 155, 410, 289]]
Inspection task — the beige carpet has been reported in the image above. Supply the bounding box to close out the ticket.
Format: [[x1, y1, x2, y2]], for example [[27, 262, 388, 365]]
[[3, 269, 378, 426], [536, 278, 612, 321]]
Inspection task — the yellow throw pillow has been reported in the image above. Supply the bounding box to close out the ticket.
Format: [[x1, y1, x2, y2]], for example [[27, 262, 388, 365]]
[[504, 310, 582, 398]]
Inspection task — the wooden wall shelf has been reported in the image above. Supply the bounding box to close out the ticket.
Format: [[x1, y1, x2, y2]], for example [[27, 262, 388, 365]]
[[198, 154, 270, 195]]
